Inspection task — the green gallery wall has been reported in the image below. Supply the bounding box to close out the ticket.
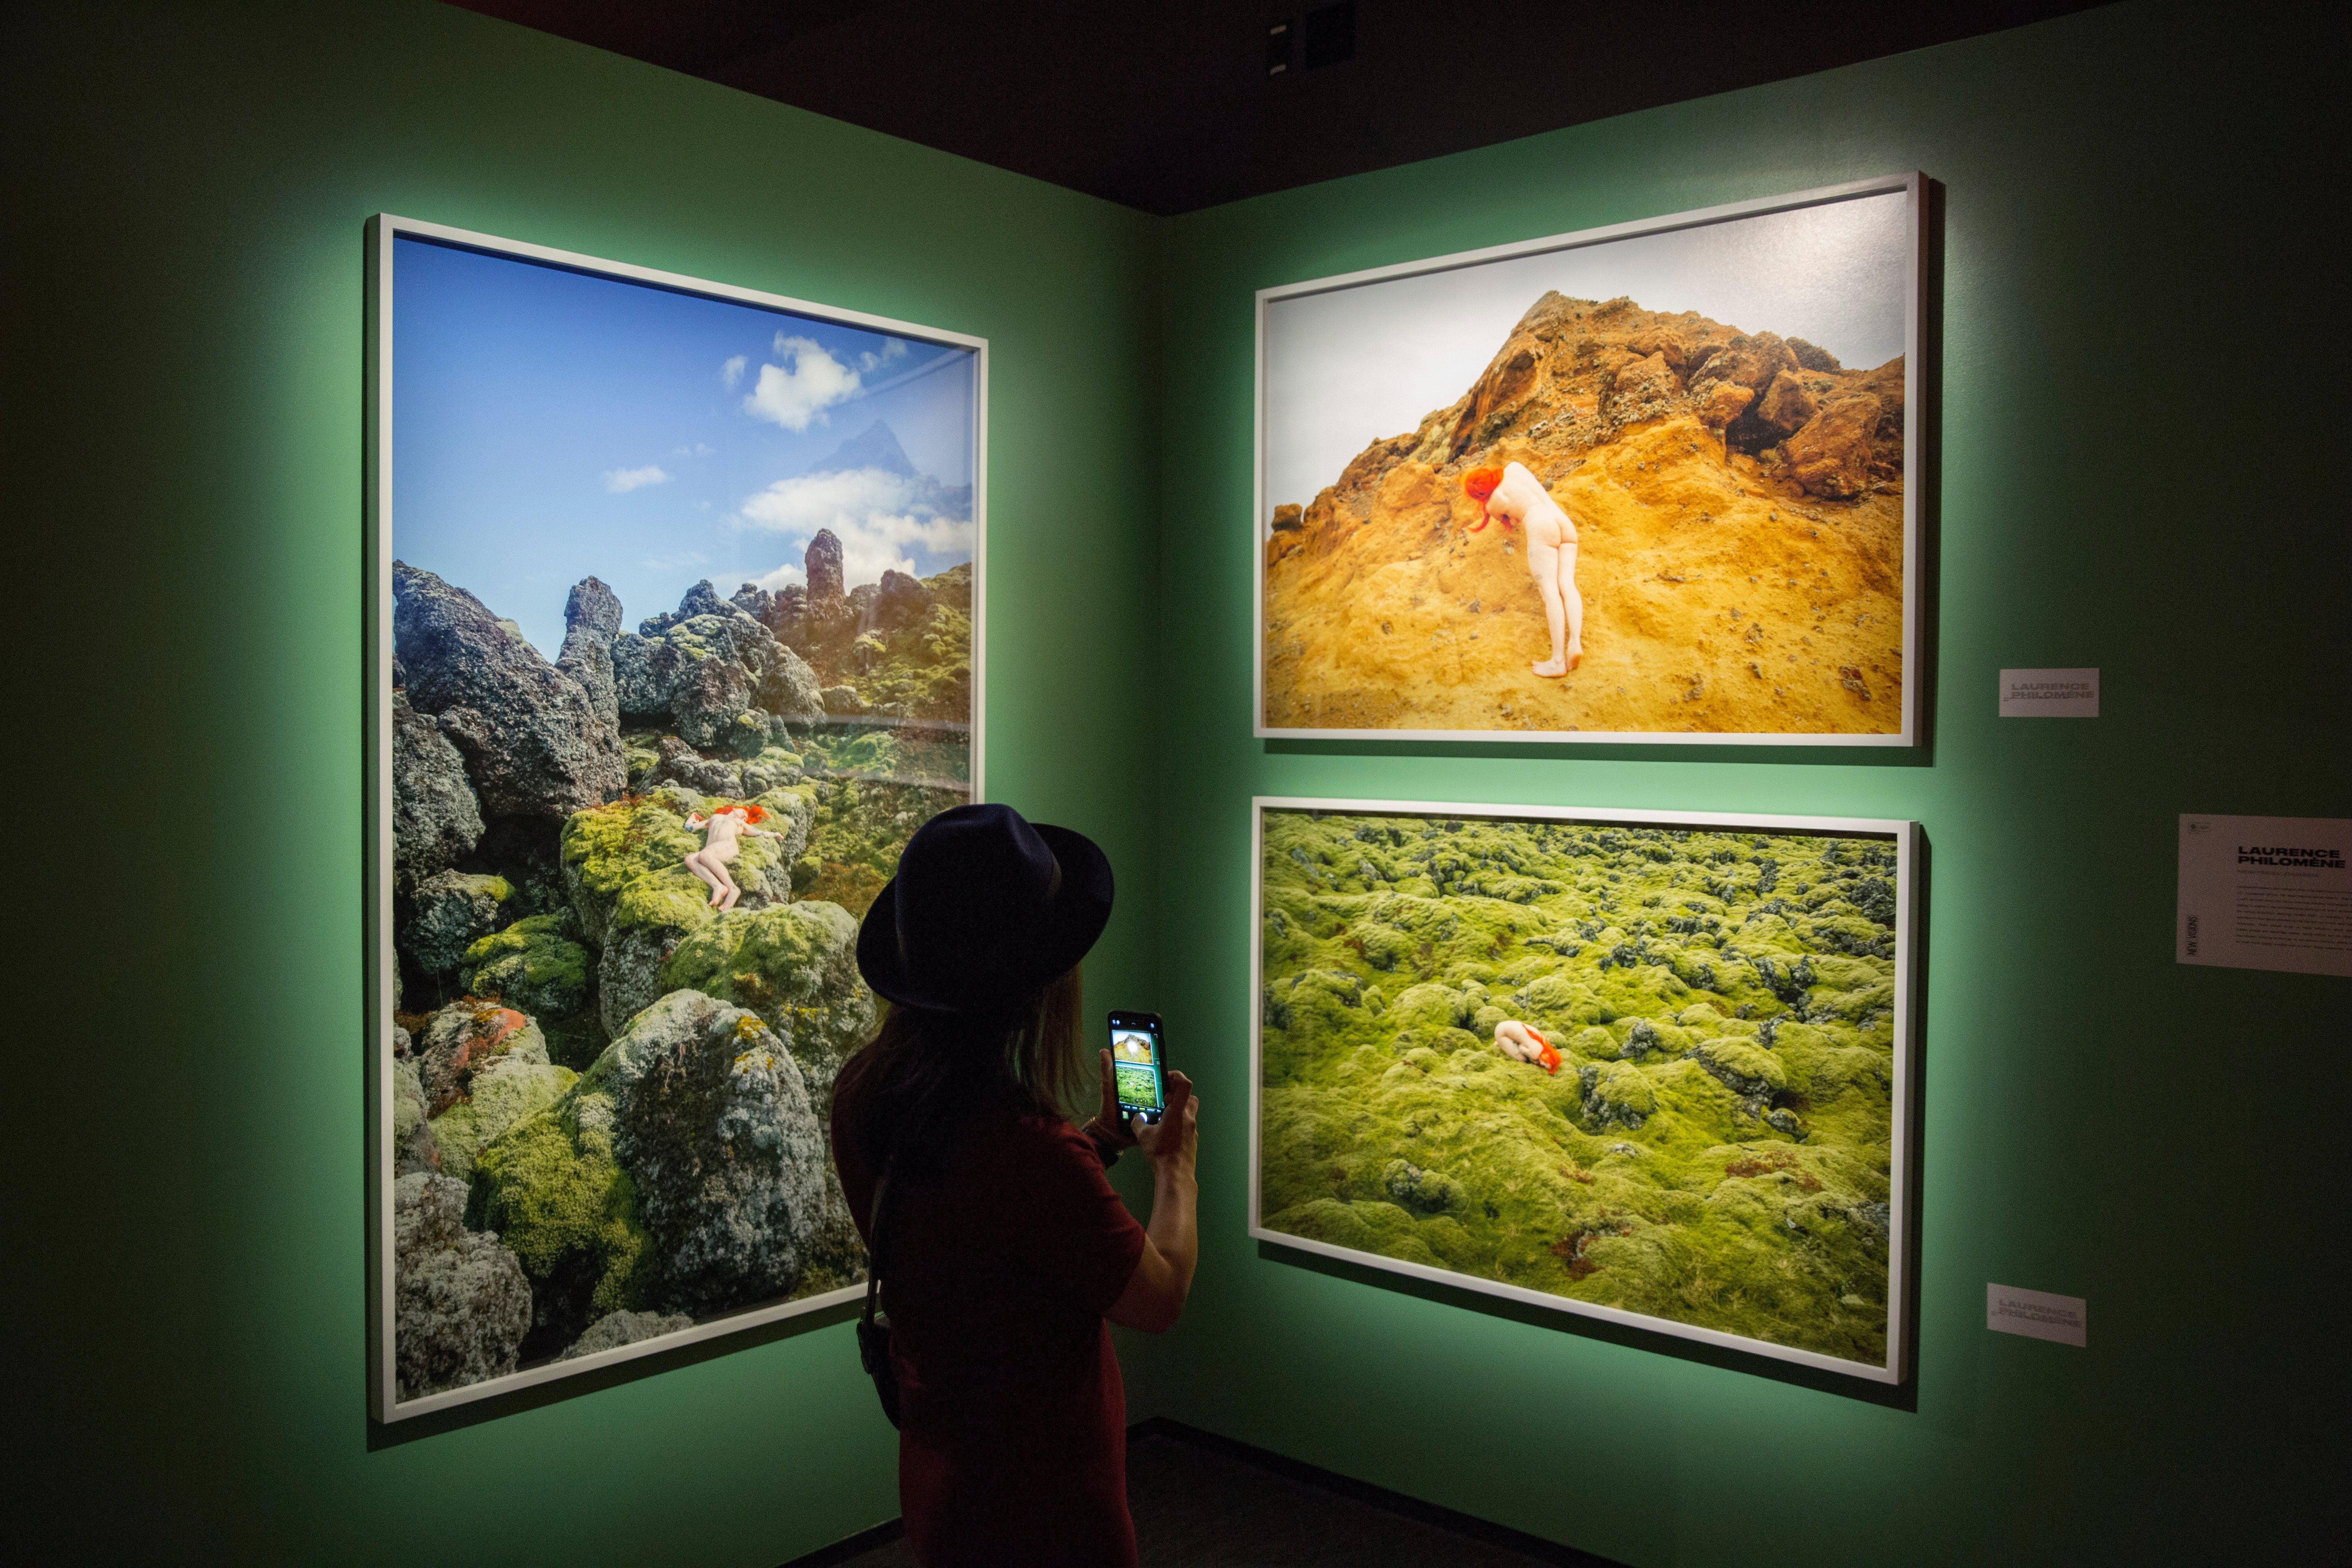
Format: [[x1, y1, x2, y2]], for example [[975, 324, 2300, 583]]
[[8, 3, 1163, 1562], [1137, 4, 2339, 1564], [7, 2, 2337, 1564]]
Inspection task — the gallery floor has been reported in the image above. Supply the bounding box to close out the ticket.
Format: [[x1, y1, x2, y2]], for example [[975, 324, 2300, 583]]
[[792, 1421, 1620, 1568]]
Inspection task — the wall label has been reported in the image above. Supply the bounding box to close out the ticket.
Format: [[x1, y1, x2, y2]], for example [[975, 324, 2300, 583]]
[[2000, 667, 2098, 717], [1987, 1283, 2087, 1345], [2178, 814, 2352, 977]]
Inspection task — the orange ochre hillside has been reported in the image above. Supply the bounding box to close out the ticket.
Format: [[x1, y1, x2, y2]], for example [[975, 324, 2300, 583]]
[[1263, 291, 1906, 735]]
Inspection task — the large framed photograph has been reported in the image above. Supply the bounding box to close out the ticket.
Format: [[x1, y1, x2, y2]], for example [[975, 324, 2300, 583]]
[[1256, 174, 1923, 744], [1250, 797, 1916, 1382], [368, 216, 984, 1419]]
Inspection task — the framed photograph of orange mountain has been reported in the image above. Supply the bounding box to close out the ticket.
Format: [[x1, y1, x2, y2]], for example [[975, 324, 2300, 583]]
[[1256, 173, 1923, 744], [368, 216, 983, 1420]]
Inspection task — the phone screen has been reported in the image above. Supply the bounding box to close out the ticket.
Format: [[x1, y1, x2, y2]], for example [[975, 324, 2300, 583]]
[[1108, 1013, 1165, 1119]]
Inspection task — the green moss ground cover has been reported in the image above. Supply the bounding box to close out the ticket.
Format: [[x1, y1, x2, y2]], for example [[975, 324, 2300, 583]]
[[838, 563, 971, 724], [1257, 809, 1900, 1365], [795, 726, 970, 789], [560, 783, 813, 942], [795, 777, 966, 917], [468, 1069, 653, 1357]]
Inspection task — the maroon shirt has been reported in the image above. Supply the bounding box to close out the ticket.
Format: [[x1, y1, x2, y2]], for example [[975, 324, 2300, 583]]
[[834, 1083, 1147, 1568]]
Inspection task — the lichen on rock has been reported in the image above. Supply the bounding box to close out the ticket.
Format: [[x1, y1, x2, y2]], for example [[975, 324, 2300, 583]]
[[466, 1080, 651, 1361], [390, 541, 968, 1375], [557, 576, 624, 734], [429, 1054, 577, 1183], [612, 581, 822, 748], [558, 782, 815, 1033], [392, 689, 484, 887], [414, 998, 544, 1115], [596, 990, 831, 1316], [393, 1173, 531, 1398], [461, 913, 592, 1022], [405, 870, 513, 977], [559, 1309, 694, 1360], [659, 900, 870, 1116], [561, 785, 812, 947], [391, 1052, 439, 1176], [393, 561, 625, 820]]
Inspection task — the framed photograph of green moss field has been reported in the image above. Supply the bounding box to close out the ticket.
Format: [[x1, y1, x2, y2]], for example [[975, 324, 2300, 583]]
[[1249, 796, 1918, 1382], [366, 214, 985, 1421]]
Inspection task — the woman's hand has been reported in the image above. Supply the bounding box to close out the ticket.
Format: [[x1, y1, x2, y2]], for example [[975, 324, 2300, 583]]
[[1081, 1049, 1139, 1154], [1106, 1067, 1199, 1334], [1133, 1071, 1196, 1176]]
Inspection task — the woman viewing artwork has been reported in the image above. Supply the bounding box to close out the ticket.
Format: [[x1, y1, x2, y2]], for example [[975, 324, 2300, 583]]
[[833, 803, 1200, 1568]]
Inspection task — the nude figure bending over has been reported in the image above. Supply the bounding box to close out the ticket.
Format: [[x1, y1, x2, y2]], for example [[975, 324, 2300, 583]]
[[1464, 461, 1584, 675], [683, 805, 785, 912]]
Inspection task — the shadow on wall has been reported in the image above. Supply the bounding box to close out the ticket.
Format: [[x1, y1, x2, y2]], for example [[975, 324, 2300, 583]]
[[1254, 1239, 1916, 1412]]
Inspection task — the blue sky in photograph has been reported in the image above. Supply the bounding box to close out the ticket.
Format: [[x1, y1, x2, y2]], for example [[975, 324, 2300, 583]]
[[393, 236, 976, 657], [1263, 190, 1908, 522]]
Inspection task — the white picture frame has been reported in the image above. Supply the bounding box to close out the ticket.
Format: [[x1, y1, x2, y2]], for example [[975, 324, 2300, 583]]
[[367, 215, 987, 1421], [1248, 795, 1917, 1383], [1255, 173, 1925, 746]]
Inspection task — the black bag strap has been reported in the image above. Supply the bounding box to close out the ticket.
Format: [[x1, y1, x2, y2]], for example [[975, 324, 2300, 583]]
[[858, 1164, 891, 1340], [855, 1145, 903, 1429]]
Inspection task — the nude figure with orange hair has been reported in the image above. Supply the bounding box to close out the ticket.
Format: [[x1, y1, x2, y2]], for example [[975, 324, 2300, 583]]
[[1464, 461, 1583, 676], [683, 802, 784, 911], [1494, 1019, 1561, 1074]]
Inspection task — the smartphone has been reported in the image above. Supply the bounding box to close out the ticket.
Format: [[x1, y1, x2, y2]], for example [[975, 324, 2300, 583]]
[[1107, 1011, 1167, 1124]]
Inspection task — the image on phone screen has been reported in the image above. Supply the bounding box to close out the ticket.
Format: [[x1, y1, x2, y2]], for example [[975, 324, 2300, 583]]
[[1109, 1018, 1164, 1118]]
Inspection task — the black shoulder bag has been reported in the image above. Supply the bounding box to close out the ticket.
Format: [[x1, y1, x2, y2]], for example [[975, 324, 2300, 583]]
[[855, 1160, 902, 1430]]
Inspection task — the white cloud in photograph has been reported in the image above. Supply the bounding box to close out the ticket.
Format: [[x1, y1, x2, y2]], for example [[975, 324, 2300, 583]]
[[602, 463, 672, 493], [742, 559, 809, 595], [860, 340, 909, 373], [742, 334, 862, 431], [719, 354, 746, 389], [734, 465, 973, 586]]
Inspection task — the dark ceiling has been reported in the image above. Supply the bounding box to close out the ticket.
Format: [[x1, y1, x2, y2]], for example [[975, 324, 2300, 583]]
[[451, 0, 2107, 215]]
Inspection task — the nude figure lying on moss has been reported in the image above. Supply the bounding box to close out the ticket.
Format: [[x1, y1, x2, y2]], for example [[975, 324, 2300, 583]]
[[1494, 1019, 1561, 1074], [683, 804, 786, 912]]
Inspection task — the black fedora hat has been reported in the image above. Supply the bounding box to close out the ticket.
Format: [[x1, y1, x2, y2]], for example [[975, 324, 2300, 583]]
[[856, 802, 1114, 1013]]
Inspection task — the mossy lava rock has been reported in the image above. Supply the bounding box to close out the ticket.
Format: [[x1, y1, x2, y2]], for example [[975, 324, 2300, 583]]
[[660, 900, 869, 1114], [558, 783, 814, 1033], [598, 989, 829, 1316], [460, 913, 592, 1022], [394, 1173, 530, 1398]]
